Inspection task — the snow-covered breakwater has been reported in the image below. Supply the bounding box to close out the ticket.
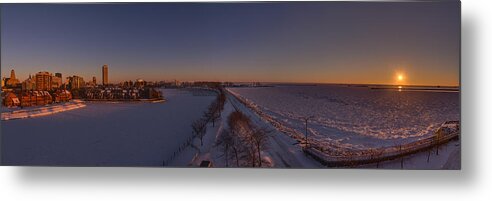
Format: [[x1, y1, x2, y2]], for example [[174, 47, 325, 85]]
[[304, 130, 459, 167]]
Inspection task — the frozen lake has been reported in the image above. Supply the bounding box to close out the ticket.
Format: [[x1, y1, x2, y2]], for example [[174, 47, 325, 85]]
[[1, 89, 215, 166], [229, 85, 460, 150]]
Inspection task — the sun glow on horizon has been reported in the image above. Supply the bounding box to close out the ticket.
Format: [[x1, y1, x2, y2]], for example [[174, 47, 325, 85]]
[[395, 72, 406, 85]]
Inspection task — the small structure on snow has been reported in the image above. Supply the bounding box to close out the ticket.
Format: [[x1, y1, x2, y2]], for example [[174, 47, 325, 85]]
[[199, 160, 212, 168]]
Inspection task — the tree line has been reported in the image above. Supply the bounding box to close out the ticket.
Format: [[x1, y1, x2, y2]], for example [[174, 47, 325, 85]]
[[217, 110, 272, 167], [191, 89, 227, 146]]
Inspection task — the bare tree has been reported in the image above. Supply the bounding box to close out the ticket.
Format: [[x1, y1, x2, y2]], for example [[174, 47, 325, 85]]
[[227, 110, 265, 167], [204, 93, 224, 127], [225, 111, 251, 167], [225, 110, 273, 167], [250, 126, 271, 167], [217, 127, 247, 167], [216, 129, 233, 167], [209, 106, 221, 127], [203, 103, 213, 123], [230, 132, 242, 167], [192, 119, 207, 146], [217, 91, 226, 113]]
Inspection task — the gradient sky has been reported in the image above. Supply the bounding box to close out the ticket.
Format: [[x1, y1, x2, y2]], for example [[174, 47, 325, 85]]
[[1, 2, 460, 86]]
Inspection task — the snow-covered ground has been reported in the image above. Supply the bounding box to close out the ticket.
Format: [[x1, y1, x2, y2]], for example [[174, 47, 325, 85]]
[[1, 87, 460, 169], [226, 86, 460, 169], [1, 89, 215, 166], [175, 90, 322, 168], [359, 139, 461, 169], [228, 85, 460, 151]]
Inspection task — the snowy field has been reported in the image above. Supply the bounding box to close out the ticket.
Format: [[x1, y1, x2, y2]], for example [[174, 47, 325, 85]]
[[1, 89, 215, 166], [228, 85, 460, 151]]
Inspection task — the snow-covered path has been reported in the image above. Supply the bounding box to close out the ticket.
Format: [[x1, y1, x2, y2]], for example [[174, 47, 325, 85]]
[[168, 91, 321, 168]]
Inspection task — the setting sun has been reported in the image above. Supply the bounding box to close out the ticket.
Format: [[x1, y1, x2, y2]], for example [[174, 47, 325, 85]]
[[397, 74, 404, 82]]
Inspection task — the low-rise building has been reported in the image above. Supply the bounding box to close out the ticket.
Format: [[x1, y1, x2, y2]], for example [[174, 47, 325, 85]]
[[3, 92, 20, 107], [19, 91, 53, 107], [53, 89, 72, 102]]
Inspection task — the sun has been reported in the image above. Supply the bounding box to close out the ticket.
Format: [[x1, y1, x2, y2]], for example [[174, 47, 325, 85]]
[[397, 74, 404, 81], [395, 72, 406, 83]]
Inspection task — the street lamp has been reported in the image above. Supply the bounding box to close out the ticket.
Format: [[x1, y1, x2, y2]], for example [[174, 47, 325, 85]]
[[301, 115, 314, 147]]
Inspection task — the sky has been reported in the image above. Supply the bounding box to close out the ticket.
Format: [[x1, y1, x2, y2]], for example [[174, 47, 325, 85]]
[[1, 2, 460, 86]]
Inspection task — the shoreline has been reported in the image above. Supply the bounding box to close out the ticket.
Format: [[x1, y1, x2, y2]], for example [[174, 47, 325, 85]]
[[1, 98, 166, 121], [82, 97, 165, 103], [1, 100, 87, 121]]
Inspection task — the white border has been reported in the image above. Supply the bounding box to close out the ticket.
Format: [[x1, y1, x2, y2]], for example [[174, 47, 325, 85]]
[[2, 0, 492, 201]]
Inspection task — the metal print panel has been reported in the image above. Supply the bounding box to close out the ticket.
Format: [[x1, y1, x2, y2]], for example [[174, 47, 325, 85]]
[[0, 1, 461, 169]]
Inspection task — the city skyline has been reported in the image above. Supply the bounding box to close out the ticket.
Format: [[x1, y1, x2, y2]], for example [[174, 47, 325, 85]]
[[1, 2, 460, 86]]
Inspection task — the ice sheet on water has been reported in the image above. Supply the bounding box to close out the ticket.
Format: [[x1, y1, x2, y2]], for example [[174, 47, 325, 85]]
[[229, 85, 459, 150], [1, 89, 215, 166]]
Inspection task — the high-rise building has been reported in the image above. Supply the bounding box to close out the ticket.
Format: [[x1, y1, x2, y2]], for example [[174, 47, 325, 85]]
[[102, 65, 108, 85], [51, 76, 62, 89], [67, 75, 85, 89], [92, 76, 97, 85], [35, 72, 52, 91], [55, 73, 62, 82], [52, 73, 63, 88]]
